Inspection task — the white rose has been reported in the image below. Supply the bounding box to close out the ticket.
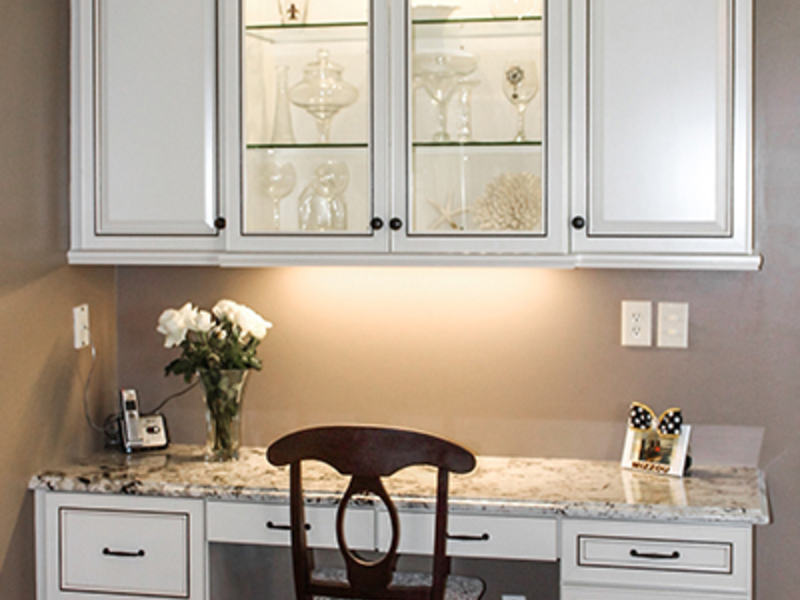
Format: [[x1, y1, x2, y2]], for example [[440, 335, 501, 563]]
[[233, 305, 273, 341], [212, 299, 240, 323], [191, 309, 215, 333], [156, 302, 196, 347]]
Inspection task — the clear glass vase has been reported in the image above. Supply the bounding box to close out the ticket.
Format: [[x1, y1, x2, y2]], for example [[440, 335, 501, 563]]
[[199, 369, 249, 462]]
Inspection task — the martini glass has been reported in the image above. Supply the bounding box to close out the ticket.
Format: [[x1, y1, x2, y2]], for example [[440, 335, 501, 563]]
[[413, 50, 478, 142], [502, 59, 539, 142]]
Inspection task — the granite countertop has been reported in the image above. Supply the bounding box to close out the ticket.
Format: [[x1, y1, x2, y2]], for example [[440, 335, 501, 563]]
[[28, 444, 770, 525]]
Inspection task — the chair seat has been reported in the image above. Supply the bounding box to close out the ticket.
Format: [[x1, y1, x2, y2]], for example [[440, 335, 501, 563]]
[[313, 567, 485, 600]]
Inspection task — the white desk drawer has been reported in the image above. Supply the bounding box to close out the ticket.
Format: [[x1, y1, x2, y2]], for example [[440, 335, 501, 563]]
[[562, 519, 752, 594], [60, 507, 189, 597], [378, 511, 557, 561], [579, 535, 731, 574], [207, 501, 374, 550]]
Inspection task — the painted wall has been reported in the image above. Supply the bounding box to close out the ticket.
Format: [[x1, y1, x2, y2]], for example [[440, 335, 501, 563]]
[[0, 1, 117, 598], [1, 0, 796, 598], [115, 0, 800, 598]]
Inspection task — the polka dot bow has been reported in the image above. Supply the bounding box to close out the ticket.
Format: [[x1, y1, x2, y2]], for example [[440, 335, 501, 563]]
[[628, 402, 683, 438]]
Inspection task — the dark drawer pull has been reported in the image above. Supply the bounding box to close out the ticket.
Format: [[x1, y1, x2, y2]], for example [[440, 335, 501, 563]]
[[446, 532, 490, 542], [266, 520, 311, 531], [103, 547, 145, 558], [630, 549, 681, 560]]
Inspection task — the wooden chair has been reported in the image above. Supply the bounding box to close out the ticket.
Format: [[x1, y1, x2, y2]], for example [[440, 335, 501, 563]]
[[267, 425, 486, 600]]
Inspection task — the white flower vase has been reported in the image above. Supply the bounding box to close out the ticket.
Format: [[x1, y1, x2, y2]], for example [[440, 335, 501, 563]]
[[199, 369, 249, 462]]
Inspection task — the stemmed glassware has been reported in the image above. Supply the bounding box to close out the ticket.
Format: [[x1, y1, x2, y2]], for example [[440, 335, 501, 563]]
[[502, 59, 539, 142], [262, 159, 296, 231], [413, 50, 478, 141]]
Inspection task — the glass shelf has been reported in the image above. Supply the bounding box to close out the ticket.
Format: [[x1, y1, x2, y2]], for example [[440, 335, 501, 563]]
[[412, 15, 542, 26], [412, 141, 542, 148], [246, 23, 367, 44], [247, 143, 369, 150]]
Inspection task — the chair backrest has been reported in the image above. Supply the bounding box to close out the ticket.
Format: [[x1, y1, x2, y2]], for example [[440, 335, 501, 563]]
[[267, 425, 476, 600]]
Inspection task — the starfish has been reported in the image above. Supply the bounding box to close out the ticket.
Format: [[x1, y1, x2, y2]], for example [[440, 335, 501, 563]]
[[427, 192, 468, 231]]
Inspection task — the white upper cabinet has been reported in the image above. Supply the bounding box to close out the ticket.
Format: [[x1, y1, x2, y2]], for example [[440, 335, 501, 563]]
[[70, 0, 223, 263], [222, 0, 390, 255], [570, 0, 755, 262], [223, 0, 568, 262], [69, 0, 758, 269], [387, 0, 569, 257]]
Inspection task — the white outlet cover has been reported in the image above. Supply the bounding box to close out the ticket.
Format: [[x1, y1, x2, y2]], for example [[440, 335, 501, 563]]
[[621, 301, 652, 347], [658, 302, 689, 348]]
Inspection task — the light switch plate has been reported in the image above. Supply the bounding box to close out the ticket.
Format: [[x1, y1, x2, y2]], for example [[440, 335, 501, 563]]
[[658, 302, 689, 348], [73, 304, 90, 349], [621, 301, 652, 347]]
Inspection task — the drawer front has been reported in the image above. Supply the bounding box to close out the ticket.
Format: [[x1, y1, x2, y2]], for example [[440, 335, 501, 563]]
[[207, 501, 374, 550], [378, 511, 557, 561], [60, 507, 189, 597], [579, 534, 731, 574], [562, 519, 751, 594], [562, 584, 748, 600]]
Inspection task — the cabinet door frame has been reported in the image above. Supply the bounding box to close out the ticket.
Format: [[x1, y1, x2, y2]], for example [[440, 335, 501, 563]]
[[70, 0, 225, 257], [570, 0, 753, 255], [388, 0, 570, 256], [221, 0, 391, 255]]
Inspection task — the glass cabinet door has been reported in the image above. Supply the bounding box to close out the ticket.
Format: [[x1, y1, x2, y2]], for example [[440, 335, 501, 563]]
[[390, 0, 567, 254], [232, 0, 389, 253]]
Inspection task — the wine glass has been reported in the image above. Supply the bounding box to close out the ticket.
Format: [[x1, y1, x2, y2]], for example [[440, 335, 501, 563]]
[[502, 59, 539, 142], [262, 159, 296, 231]]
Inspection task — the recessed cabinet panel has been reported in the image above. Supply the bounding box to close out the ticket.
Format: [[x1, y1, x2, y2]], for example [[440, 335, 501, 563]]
[[95, 0, 218, 236], [586, 0, 730, 236], [571, 0, 753, 257]]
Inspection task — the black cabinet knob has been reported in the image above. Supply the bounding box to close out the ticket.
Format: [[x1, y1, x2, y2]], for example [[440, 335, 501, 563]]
[[370, 217, 384, 230], [389, 218, 403, 231], [571, 216, 586, 230], [214, 216, 227, 230]]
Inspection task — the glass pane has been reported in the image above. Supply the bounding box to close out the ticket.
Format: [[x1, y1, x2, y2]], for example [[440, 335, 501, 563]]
[[243, 0, 371, 235], [410, 1, 545, 236]]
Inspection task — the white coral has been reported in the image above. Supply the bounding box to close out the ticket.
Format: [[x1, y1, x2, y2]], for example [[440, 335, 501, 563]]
[[471, 172, 542, 231]]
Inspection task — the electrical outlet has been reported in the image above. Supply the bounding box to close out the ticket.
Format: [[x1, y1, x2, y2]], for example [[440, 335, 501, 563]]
[[501, 595, 526, 600], [73, 304, 90, 349], [621, 301, 652, 347], [658, 302, 689, 348]]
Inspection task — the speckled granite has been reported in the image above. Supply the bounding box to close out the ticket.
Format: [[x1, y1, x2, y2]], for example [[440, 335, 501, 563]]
[[28, 445, 769, 524]]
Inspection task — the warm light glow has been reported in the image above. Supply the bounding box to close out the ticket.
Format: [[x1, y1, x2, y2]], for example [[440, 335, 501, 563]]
[[273, 266, 565, 330]]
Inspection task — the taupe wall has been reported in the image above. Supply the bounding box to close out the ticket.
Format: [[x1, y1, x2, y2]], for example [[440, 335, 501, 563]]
[[0, 1, 117, 598], [116, 1, 800, 598], [2, 0, 797, 598]]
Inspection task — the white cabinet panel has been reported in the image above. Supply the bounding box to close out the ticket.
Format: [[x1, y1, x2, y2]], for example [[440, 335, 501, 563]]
[[562, 585, 747, 600], [37, 491, 205, 600], [95, 0, 217, 236], [562, 519, 751, 595], [571, 0, 753, 255], [61, 508, 189, 597], [70, 0, 223, 260]]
